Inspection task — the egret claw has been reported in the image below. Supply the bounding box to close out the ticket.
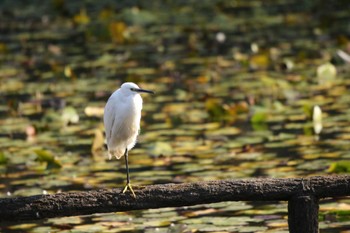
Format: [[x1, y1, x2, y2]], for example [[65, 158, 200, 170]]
[[122, 183, 136, 198]]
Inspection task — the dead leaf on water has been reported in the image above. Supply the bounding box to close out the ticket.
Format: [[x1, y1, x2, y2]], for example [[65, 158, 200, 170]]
[[84, 106, 104, 117], [109, 21, 129, 43], [92, 128, 105, 161]]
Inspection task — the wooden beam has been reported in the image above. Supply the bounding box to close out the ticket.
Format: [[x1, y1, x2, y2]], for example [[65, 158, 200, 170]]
[[0, 175, 349, 223]]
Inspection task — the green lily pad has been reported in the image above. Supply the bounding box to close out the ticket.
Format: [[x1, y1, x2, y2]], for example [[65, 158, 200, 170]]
[[34, 149, 62, 169]]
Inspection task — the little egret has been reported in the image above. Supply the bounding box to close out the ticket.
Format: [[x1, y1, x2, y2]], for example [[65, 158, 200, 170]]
[[104, 82, 154, 197]]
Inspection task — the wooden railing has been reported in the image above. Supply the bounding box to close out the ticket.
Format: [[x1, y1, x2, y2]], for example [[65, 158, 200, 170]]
[[0, 175, 349, 233]]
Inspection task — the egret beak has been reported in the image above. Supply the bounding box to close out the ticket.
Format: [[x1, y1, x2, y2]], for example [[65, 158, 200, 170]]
[[135, 88, 154, 94]]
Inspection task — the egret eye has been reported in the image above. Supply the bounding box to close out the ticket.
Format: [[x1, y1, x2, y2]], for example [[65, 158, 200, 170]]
[[130, 88, 135, 91]]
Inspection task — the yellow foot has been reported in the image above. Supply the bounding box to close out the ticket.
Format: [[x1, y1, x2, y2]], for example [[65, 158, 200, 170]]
[[122, 183, 136, 198]]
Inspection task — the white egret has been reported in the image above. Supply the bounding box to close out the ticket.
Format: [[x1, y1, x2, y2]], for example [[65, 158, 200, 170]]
[[104, 82, 154, 197]]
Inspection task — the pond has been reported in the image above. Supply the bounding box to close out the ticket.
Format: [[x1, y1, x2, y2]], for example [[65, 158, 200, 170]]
[[0, 0, 350, 232]]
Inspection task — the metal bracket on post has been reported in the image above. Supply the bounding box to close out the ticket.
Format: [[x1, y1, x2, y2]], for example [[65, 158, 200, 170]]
[[288, 195, 319, 233]]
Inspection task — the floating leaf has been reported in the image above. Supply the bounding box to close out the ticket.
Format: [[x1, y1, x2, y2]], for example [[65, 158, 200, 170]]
[[250, 107, 268, 124], [61, 106, 79, 125], [317, 63, 337, 85], [42, 110, 62, 129], [34, 149, 62, 169], [0, 2, 349, 232], [250, 53, 269, 69], [148, 142, 173, 157], [327, 161, 350, 173], [0, 79, 23, 92], [0, 42, 7, 53], [321, 203, 350, 212], [91, 128, 105, 156], [73, 9, 90, 25], [0, 151, 9, 165], [205, 98, 229, 122], [251, 112, 267, 124], [303, 103, 313, 118], [64, 66, 76, 79], [84, 106, 104, 117], [109, 21, 129, 44], [121, 7, 157, 26], [8, 223, 37, 231]]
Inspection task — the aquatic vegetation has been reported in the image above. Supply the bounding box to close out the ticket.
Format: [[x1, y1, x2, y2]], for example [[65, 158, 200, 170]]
[[0, 0, 349, 232]]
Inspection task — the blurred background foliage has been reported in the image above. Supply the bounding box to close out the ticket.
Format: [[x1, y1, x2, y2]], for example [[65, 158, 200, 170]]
[[0, 0, 350, 232]]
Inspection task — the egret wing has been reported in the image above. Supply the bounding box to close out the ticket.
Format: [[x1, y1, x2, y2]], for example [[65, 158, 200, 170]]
[[104, 95, 119, 145]]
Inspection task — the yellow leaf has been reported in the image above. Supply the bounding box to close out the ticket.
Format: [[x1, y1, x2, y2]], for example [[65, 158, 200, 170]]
[[64, 65, 74, 78], [0, 42, 7, 53], [91, 129, 105, 153], [250, 53, 269, 68], [73, 9, 90, 25], [84, 106, 104, 117], [109, 21, 128, 43]]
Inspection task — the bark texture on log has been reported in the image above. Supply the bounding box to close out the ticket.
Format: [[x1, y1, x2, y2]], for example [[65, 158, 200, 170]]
[[0, 175, 349, 222]]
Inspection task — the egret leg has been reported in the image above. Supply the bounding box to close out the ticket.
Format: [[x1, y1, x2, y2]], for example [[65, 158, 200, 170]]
[[122, 148, 136, 198]]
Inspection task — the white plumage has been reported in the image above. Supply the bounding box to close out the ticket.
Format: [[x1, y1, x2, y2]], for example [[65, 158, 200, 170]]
[[103, 82, 153, 197], [104, 83, 143, 159]]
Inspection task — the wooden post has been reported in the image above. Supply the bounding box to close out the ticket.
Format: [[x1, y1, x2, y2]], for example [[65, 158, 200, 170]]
[[288, 195, 319, 233]]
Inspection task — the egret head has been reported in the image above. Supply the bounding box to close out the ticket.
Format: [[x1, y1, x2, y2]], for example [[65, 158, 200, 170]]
[[120, 82, 154, 96]]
